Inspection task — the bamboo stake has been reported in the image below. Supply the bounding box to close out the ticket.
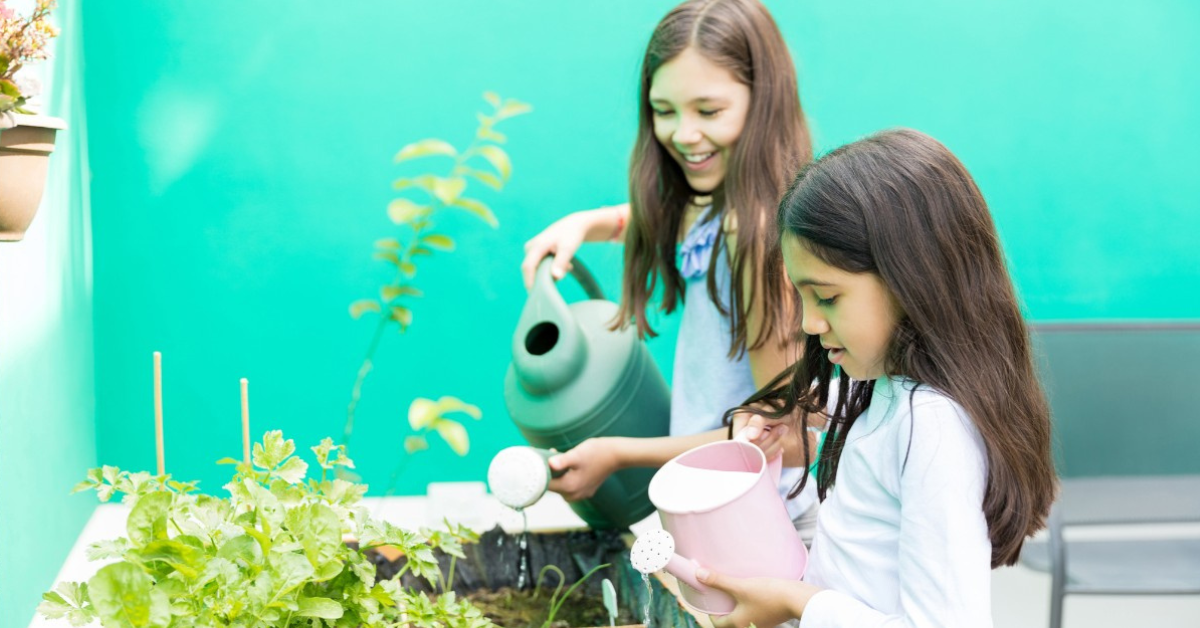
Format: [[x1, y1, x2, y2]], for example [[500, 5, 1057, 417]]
[[240, 378, 251, 466], [154, 351, 164, 476]]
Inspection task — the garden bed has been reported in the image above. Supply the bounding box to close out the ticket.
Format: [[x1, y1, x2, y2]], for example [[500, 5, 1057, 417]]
[[365, 526, 704, 628]]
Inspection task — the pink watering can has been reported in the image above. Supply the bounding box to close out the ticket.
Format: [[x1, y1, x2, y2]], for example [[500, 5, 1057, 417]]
[[630, 431, 808, 615]]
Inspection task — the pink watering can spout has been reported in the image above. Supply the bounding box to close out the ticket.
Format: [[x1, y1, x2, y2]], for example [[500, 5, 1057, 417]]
[[634, 429, 807, 616]]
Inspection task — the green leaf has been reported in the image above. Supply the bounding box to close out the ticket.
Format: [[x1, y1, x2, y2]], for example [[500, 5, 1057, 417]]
[[395, 139, 458, 162], [477, 127, 507, 143], [431, 177, 467, 205], [465, 169, 503, 191], [421, 234, 455, 251], [375, 237, 401, 250], [273, 456, 308, 484], [408, 398, 438, 430], [88, 563, 171, 628], [126, 491, 172, 546], [483, 92, 501, 107], [0, 79, 20, 99], [399, 261, 417, 277], [373, 250, 402, 267], [285, 504, 342, 577], [474, 145, 512, 180], [87, 538, 132, 561], [134, 540, 203, 579], [603, 578, 618, 624], [254, 430, 295, 470], [297, 596, 344, 619], [387, 198, 426, 224], [349, 299, 380, 319], [435, 396, 483, 420], [496, 99, 533, 120], [450, 197, 499, 227], [38, 582, 95, 627], [404, 436, 429, 454], [390, 305, 413, 328], [434, 419, 469, 456], [411, 246, 434, 257]]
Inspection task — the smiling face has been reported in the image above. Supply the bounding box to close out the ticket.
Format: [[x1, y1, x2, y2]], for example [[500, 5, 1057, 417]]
[[648, 46, 751, 194], [782, 234, 901, 380]]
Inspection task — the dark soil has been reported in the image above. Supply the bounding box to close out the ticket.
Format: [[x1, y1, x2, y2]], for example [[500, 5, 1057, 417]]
[[463, 585, 636, 628]]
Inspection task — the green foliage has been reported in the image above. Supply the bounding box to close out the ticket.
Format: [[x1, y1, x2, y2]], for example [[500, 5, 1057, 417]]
[[534, 563, 611, 628], [38, 431, 495, 628], [342, 92, 531, 464]]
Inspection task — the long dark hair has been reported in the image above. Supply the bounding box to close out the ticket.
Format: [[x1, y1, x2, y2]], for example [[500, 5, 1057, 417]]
[[617, 0, 810, 356], [735, 128, 1055, 568]]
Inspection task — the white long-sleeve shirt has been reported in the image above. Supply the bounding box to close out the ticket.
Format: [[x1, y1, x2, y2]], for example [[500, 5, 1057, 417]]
[[800, 377, 992, 628]]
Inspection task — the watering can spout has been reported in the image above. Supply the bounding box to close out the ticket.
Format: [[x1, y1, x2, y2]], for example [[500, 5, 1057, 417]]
[[630, 530, 710, 593], [510, 258, 592, 395]]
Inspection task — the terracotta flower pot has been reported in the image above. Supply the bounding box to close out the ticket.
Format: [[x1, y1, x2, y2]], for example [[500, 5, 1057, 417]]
[[0, 113, 67, 241]]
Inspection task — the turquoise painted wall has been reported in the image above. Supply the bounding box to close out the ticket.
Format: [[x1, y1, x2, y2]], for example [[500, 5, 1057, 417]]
[[0, 2, 95, 625], [79, 0, 1200, 500]]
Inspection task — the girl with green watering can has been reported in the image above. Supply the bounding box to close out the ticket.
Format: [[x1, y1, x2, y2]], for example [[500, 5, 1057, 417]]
[[520, 0, 822, 539]]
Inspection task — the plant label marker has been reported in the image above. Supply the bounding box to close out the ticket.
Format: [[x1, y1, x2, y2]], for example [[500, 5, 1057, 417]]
[[153, 351, 164, 476], [240, 378, 250, 465]]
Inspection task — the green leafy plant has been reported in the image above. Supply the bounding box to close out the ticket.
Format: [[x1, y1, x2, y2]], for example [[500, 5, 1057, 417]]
[[38, 431, 493, 628], [0, 0, 57, 123], [342, 92, 531, 467], [533, 563, 611, 628]]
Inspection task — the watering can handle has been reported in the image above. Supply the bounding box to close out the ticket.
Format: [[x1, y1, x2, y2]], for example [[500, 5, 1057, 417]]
[[734, 428, 785, 485], [534, 255, 606, 301]]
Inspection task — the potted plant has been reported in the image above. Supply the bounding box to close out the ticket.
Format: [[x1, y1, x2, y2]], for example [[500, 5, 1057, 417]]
[[0, 0, 66, 242]]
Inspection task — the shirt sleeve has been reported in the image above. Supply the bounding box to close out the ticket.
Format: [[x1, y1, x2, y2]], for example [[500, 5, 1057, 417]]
[[799, 396, 993, 628]]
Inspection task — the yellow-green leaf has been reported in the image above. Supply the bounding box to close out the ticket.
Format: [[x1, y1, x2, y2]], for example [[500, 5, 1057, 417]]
[[393, 174, 437, 191], [373, 251, 401, 266], [475, 146, 511, 180], [433, 396, 482, 420], [404, 436, 429, 454], [383, 285, 422, 300], [421, 234, 455, 251], [466, 169, 503, 190], [394, 139, 457, 162], [411, 246, 434, 257], [483, 92, 501, 107], [390, 306, 412, 328], [399, 261, 416, 277], [388, 199, 426, 224], [496, 99, 533, 120], [408, 398, 438, 430], [451, 198, 499, 228], [431, 177, 467, 205], [375, 237, 401, 250], [435, 419, 470, 456], [478, 128, 507, 143], [349, 300, 380, 319]]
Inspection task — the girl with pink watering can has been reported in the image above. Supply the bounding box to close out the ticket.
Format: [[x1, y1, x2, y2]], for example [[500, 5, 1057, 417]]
[[518, 0, 823, 540], [643, 132, 1056, 628]]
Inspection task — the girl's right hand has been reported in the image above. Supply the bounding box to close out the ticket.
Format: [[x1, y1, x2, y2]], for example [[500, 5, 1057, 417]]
[[521, 205, 627, 289], [546, 437, 622, 501], [733, 413, 790, 462]]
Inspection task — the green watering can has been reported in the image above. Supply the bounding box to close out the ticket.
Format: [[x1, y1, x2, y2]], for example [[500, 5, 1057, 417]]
[[497, 256, 670, 528]]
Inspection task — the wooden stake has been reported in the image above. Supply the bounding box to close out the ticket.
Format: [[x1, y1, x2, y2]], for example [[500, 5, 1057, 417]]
[[240, 378, 251, 465], [154, 351, 164, 476]]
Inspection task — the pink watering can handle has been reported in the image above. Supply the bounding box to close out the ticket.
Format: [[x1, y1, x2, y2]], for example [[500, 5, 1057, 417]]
[[733, 428, 784, 484]]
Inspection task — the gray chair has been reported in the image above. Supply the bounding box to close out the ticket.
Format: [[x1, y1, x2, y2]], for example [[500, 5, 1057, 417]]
[[1019, 323, 1200, 628]]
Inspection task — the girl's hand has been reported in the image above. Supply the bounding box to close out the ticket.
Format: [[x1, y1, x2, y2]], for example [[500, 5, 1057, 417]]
[[696, 568, 821, 628], [546, 438, 622, 501], [732, 413, 790, 462], [521, 206, 627, 289]]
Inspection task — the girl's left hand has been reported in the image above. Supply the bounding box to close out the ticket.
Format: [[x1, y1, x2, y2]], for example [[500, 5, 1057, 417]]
[[696, 568, 821, 628]]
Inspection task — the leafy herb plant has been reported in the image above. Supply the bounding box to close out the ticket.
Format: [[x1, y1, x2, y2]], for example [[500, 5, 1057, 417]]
[[38, 431, 494, 628]]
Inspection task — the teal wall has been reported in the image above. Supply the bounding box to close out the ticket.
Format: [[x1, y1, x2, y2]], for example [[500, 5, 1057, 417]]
[[0, 2, 95, 626], [78, 0, 1200, 501]]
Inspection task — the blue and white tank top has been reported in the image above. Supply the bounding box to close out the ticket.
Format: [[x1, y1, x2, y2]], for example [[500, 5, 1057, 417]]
[[670, 211, 815, 518]]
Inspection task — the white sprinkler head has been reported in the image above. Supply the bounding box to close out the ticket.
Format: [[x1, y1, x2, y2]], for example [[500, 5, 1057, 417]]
[[487, 446, 552, 510], [630, 528, 676, 575]]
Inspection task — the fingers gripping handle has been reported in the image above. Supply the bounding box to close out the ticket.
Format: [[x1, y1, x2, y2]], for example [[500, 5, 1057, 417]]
[[734, 428, 785, 485], [534, 255, 605, 301]]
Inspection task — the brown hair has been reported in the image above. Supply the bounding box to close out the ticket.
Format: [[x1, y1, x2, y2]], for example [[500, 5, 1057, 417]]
[[739, 128, 1056, 568], [617, 0, 811, 355]]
